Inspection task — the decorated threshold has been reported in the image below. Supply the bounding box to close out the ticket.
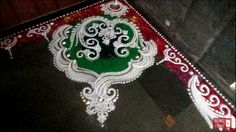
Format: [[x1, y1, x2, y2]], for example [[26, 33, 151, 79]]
[[0, 0, 235, 131]]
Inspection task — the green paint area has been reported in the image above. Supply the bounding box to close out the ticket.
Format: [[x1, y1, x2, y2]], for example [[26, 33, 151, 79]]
[[64, 17, 142, 74], [75, 47, 139, 74]]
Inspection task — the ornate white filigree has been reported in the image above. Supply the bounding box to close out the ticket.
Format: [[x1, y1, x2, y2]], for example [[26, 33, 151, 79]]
[[101, 1, 128, 17], [188, 75, 235, 130], [48, 0, 158, 127], [73, 16, 139, 61], [0, 37, 17, 59], [156, 45, 189, 72], [49, 24, 157, 126], [27, 24, 52, 41]]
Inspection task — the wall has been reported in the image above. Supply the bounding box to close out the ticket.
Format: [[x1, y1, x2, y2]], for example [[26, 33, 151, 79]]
[[0, 0, 84, 30]]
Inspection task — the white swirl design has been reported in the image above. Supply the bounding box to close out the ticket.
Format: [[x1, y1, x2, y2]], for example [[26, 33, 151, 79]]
[[72, 16, 139, 61], [0, 37, 17, 59], [156, 46, 189, 72], [27, 24, 52, 41], [188, 75, 235, 130]]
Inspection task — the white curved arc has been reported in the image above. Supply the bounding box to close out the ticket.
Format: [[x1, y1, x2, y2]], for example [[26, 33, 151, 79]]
[[49, 25, 72, 55], [49, 25, 99, 83], [68, 61, 98, 82]]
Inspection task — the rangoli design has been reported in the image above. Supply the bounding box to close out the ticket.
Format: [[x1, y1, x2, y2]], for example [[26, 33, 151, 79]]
[[0, 0, 235, 131], [49, 1, 157, 126]]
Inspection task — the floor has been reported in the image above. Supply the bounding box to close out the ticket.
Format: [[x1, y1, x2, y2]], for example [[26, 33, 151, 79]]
[[0, 40, 217, 131], [129, 0, 235, 101]]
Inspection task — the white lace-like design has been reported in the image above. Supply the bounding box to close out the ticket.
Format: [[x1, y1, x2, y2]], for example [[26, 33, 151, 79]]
[[49, 24, 157, 126], [188, 75, 235, 131]]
